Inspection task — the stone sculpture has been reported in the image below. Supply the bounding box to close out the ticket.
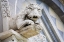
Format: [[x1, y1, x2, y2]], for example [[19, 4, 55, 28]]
[[9, 4, 42, 38], [0, 3, 43, 42], [9, 4, 42, 30]]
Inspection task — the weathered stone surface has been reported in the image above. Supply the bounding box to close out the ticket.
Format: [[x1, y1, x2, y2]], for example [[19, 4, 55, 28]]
[[2, 35, 16, 42], [19, 25, 41, 38], [27, 33, 47, 42], [0, 30, 12, 40], [0, 29, 26, 40]]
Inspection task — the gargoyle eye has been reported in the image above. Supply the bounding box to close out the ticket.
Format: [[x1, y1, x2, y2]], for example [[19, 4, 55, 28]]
[[38, 9, 40, 10], [28, 7, 32, 9]]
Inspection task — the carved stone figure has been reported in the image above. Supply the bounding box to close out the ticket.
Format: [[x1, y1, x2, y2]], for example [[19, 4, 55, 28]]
[[0, 0, 44, 42], [9, 4, 42, 30]]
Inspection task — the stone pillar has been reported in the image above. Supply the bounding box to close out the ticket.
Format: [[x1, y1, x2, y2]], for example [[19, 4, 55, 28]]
[[0, 0, 3, 32]]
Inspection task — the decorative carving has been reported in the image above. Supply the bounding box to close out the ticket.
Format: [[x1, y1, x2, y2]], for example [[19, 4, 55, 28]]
[[9, 4, 42, 29], [0, 0, 47, 42], [9, 4, 42, 38], [1, 0, 10, 18]]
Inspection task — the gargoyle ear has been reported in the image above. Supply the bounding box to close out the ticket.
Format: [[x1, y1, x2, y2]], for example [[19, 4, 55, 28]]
[[26, 4, 33, 8]]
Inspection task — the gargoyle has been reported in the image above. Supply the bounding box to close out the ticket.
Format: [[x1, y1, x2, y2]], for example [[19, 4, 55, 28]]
[[9, 4, 42, 31]]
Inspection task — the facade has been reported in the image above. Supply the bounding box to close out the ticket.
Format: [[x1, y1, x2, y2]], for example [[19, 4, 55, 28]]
[[0, 0, 64, 42]]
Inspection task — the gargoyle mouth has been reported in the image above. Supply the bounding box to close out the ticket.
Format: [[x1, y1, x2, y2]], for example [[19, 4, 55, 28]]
[[33, 16, 38, 18]]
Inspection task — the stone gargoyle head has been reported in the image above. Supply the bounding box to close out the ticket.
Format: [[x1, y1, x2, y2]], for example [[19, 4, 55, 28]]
[[25, 4, 42, 22]]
